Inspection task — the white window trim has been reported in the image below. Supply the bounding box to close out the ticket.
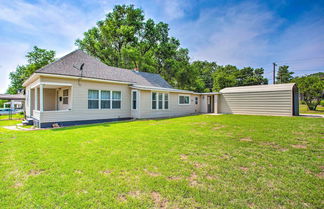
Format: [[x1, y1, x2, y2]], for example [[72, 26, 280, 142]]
[[111, 91, 122, 109], [178, 94, 191, 105], [88, 89, 122, 110], [151, 91, 169, 110]]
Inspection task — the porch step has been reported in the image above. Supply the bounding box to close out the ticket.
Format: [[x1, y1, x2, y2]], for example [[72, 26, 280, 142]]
[[22, 118, 34, 126]]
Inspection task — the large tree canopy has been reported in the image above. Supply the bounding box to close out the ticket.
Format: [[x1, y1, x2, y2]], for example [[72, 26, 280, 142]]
[[7, 46, 56, 94], [75, 5, 190, 88]]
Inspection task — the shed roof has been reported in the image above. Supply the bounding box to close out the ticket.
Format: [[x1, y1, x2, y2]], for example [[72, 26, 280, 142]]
[[35, 50, 172, 89], [220, 83, 296, 93]]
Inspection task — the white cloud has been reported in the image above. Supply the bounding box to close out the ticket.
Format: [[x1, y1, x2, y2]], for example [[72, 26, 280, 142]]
[[155, 0, 190, 20]]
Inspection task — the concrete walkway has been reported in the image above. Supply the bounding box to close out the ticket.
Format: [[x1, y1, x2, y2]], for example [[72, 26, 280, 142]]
[[299, 114, 324, 118]]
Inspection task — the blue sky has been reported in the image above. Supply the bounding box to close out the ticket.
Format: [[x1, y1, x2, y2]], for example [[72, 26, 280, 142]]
[[0, 0, 323, 93]]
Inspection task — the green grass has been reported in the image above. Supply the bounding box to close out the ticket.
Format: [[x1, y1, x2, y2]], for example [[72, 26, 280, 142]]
[[0, 115, 323, 208], [0, 114, 24, 120], [300, 104, 324, 115]]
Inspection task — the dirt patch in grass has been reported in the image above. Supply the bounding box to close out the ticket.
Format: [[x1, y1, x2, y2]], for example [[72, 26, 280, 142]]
[[28, 169, 45, 176], [74, 170, 83, 174], [291, 144, 307, 149], [117, 190, 142, 202], [239, 167, 249, 172], [180, 154, 188, 160], [188, 172, 198, 186], [151, 192, 168, 209], [315, 172, 324, 179], [12, 182, 23, 188], [168, 176, 182, 181], [212, 125, 225, 130], [240, 137, 252, 142], [193, 162, 207, 168], [144, 169, 161, 177], [101, 170, 112, 175], [117, 194, 127, 202]]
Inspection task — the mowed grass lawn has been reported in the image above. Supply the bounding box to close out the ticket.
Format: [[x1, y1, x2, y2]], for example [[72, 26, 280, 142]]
[[0, 115, 323, 208]]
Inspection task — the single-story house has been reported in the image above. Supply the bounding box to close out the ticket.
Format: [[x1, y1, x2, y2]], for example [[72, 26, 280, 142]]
[[22, 50, 298, 128]]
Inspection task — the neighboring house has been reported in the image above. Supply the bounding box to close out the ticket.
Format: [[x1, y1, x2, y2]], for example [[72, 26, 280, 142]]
[[23, 50, 299, 128]]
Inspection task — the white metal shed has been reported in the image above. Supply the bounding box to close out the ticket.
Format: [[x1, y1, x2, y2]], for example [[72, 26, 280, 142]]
[[218, 83, 299, 116]]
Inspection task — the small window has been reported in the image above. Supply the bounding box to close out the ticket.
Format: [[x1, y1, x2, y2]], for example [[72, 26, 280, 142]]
[[88, 90, 99, 109], [101, 90, 111, 109], [158, 93, 163, 109], [112, 91, 121, 109], [152, 92, 157, 109], [164, 94, 169, 109], [63, 89, 69, 104], [179, 95, 190, 105], [132, 91, 137, 110], [195, 97, 198, 105]]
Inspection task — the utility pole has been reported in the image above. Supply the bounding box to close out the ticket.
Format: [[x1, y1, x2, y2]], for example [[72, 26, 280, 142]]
[[273, 62, 277, 84]]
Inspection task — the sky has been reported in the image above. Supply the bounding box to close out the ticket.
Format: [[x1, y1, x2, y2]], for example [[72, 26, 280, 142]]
[[0, 0, 323, 93]]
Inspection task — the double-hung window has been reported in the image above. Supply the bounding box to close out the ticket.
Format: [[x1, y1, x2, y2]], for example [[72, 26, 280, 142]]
[[152, 92, 157, 109], [101, 91, 111, 109], [158, 93, 163, 109], [179, 95, 190, 105], [88, 90, 99, 109], [152, 92, 168, 110], [112, 91, 121, 109], [132, 91, 137, 110], [63, 89, 69, 104], [164, 94, 169, 109]]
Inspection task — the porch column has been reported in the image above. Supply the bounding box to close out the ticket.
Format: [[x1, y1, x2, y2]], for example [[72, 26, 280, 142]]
[[40, 84, 44, 112], [35, 87, 38, 110]]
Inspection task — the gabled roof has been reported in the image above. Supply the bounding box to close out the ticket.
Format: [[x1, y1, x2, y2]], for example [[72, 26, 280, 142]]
[[35, 50, 173, 89], [220, 83, 296, 93]]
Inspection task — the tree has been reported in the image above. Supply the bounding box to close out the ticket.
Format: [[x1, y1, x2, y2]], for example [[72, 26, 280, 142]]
[[75, 4, 190, 88], [190, 61, 217, 92], [237, 67, 268, 86], [293, 75, 324, 110], [212, 65, 268, 91], [213, 65, 239, 91], [276, 65, 294, 83], [7, 46, 55, 94]]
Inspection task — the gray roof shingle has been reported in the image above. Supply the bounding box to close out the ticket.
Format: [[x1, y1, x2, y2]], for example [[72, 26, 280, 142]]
[[36, 50, 173, 88]]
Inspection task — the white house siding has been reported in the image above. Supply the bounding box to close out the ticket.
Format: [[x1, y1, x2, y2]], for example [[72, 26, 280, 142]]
[[219, 89, 293, 116], [38, 76, 132, 123], [138, 90, 199, 119]]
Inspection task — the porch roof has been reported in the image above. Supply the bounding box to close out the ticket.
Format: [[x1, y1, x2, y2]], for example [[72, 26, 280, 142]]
[[31, 82, 73, 89]]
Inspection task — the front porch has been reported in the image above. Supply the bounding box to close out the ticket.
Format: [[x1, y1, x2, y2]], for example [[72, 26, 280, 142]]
[[29, 82, 72, 121]]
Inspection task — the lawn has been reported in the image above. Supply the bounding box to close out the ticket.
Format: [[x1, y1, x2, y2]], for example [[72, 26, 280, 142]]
[[0, 115, 323, 208], [300, 104, 324, 115], [0, 113, 24, 120]]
